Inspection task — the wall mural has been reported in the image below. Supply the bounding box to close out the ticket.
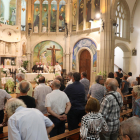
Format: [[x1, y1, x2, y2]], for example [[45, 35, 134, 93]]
[[33, 41, 63, 68], [72, 38, 97, 70]]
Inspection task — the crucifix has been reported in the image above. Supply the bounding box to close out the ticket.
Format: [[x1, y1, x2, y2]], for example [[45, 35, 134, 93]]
[[47, 45, 61, 66]]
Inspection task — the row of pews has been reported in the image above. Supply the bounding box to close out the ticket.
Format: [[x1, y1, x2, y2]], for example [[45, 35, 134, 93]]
[[0, 94, 133, 140]]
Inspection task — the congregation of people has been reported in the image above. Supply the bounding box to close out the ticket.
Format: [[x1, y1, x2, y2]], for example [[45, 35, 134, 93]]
[[0, 68, 140, 140]]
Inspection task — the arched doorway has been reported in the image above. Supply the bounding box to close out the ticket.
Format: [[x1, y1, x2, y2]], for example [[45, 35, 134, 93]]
[[79, 49, 91, 81]]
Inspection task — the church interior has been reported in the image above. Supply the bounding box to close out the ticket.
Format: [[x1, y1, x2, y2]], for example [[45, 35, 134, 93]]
[[0, 0, 140, 140]]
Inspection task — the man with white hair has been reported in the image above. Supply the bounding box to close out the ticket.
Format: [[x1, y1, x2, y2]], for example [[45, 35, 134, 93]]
[[16, 73, 33, 97], [119, 116, 140, 140], [5, 98, 54, 140], [87, 75, 106, 102], [45, 80, 71, 137], [99, 78, 123, 140]]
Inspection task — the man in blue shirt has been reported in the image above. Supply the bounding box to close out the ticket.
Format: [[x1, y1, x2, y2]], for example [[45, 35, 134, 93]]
[[64, 72, 86, 130]]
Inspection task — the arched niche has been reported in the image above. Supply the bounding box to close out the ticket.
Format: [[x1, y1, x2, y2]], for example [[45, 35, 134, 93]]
[[33, 40, 63, 68]]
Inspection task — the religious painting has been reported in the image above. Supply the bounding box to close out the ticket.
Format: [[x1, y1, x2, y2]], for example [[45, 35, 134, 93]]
[[72, 0, 77, 31], [86, 0, 91, 29], [9, 0, 17, 25], [42, 0, 48, 32], [34, 0, 40, 32], [72, 38, 97, 70], [33, 41, 63, 68], [0, 1, 4, 24], [59, 0, 66, 32], [50, 0, 57, 32], [79, 0, 84, 30], [21, 0, 26, 31]]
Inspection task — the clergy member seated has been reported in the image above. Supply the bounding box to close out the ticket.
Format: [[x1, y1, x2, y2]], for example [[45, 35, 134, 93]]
[[37, 61, 43, 73], [42, 62, 49, 73], [32, 62, 38, 73], [54, 61, 62, 76], [16, 73, 33, 97], [18, 81, 36, 108], [119, 116, 140, 140], [64, 72, 86, 131], [34, 76, 52, 114], [5, 98, 54, 140], [45, 80, 71, 137]]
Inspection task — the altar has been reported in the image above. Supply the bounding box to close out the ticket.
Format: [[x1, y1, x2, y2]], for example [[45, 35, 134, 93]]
[[25, 73, 55, 82]]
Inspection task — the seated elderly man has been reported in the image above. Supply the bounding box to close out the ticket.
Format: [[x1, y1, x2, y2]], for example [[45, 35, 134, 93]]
[[18, 81, 36, 108], [87, 75, 106, 102], [119, 116, 140, 140], [16, 73, 33, 97], [5, 98, 54, 140]]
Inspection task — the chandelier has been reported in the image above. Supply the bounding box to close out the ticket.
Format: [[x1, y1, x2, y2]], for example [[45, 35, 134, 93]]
[[52, 7, 55, 12], [61, 7, 64, 12], [35, 7, 39, 12], [44, 8, 47, 12]]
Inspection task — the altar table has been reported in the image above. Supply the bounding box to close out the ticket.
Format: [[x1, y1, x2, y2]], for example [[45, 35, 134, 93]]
[[25, 73, 55, 82]]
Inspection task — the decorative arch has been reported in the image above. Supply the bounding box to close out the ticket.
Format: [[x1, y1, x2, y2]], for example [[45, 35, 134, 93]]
[[33, 40, 63, 67], [72, 38, 97, 71], [115, 42, 131, 52], [111, 0, 130, 40]]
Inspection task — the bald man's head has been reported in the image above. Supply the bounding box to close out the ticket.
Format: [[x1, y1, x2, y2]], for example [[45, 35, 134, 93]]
[[105, 78, 118, 91], [19, 81, 29, 94], [52, 80, 61, 89], [39, 76, 45, 83]]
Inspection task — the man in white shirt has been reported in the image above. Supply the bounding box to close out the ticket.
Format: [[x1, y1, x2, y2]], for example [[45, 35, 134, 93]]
[[34, 76, 52, 114], [54, 61, 62, 76], [0, 90, 11, 133], [45, 80, 71, 137], [5, 98, 54, 140], [66, 72, 73, 87], [127, 72, 133, 109]]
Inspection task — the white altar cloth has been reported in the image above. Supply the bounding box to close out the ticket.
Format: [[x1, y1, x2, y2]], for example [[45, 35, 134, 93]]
[[25, 73, 55, 82]]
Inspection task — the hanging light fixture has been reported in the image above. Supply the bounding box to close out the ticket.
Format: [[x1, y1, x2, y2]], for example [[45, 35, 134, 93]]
[[61, 7, 64, 12], [52, 7, 55, 12], [44, 8, 47, 12]]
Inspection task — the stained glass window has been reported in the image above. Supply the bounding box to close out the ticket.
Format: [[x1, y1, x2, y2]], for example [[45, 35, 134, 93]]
[[79, 0, 84, 30], [42, 0, 48, 32], [50, 0, 57, 32], [21, 0, 26, 31], [34, 0, 40, 33], [72, 0, 77, 31]]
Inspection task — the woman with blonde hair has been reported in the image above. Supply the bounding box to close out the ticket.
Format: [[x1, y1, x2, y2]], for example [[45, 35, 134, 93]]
[[132, 85, 140, 117], [80, 97, 108, 140]]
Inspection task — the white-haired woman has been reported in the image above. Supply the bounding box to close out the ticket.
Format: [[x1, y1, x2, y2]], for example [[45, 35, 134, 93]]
[[132, 85, 140, 117]]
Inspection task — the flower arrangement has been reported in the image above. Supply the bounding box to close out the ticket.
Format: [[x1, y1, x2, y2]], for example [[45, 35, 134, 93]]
[[5, 79, 15, 93], [2, 68, 10, 77], [18, 67, 27, 74]]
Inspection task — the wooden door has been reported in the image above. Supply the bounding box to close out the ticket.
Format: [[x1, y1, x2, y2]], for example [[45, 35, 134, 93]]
[[79, 50, 91, 81]]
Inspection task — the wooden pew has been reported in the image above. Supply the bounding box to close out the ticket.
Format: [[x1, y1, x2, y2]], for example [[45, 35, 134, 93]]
[[0, 132, 8, 140], [120, 109, 132, 122], [50, 128, 80, 140]]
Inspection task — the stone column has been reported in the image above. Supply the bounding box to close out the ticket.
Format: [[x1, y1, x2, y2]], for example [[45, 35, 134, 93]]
[[83, 0, 86, 30], [56, 1, 59, 33], [48, 0, 51, 34], [39, 0, 43, 33], [17, 0, 21, 25], [99, 0, 115, 76]]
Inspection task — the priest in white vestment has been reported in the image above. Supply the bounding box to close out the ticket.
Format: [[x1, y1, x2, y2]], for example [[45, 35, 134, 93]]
[[54, 61, 62, 76]]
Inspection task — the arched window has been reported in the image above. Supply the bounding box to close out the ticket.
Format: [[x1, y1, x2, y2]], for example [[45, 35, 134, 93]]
[[50, 0, 57, 32], [115, 1, 129, 39], [42, 0, 48, 32], [21, 0, 26, 31], [0, 1, 4, 24], [86, 0, 91, 29], [59, 0, 66, 32], [34, 0, 40, 33], [9, 0, 17, 25], [79, 0, 84, 30], [72, 0, 77, 31]]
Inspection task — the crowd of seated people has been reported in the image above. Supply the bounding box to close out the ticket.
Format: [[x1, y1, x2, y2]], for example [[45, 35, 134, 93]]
[[0, 69, 140, 140]]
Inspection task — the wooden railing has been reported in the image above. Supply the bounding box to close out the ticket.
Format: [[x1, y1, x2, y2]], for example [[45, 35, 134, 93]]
[[114, 64, 127, 75]]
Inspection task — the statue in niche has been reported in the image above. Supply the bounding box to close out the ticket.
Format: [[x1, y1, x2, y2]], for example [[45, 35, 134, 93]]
[[22, 42, 26, 56]]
